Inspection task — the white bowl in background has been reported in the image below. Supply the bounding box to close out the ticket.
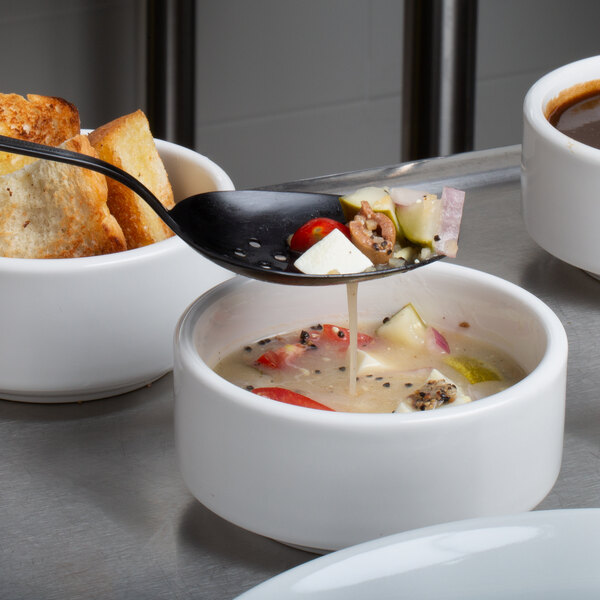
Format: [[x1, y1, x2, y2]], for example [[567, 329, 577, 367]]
[[522, 55, 600, 278], [0, 139, 234, 403], [174, 263, 568, 552]]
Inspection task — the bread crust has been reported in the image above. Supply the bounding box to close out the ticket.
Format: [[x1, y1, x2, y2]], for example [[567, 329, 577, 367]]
[[0, 93, 80, 175], [88, 110, 175, 249], [0, 134, 126, 258]]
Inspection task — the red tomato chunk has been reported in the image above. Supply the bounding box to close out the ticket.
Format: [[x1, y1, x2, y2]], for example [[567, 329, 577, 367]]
[[289, 218, 351, 252], [255, 343, 306, 369], [318, 324, 373, 349], [253, 387, 334, 411]]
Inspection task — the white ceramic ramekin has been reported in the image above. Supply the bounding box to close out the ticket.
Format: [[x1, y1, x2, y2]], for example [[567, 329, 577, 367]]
[[0, 139, 234, 402], [522, 55, 600, 277], [174, 263, 568, 552]]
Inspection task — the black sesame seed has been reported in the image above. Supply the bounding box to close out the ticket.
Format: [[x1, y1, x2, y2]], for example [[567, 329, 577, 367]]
[[375, 376, 383, 381], [383, 382, 391, 388], [315, 369, 321, 374], [311, 324, 323, 330], [405, 382, 413, 387], [245, 385, 254, 391], [258, 338, 271, 345], [382, 316, 390, 323], [337, 330, 345, 338], [338, 366, 346, 371], [244, 346, 252, 352]]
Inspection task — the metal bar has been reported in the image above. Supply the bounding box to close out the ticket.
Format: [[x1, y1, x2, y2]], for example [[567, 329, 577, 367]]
[[145, 0, 168, 139], [174, 0, 196, 148], [145, 0, 195, 148], [402, 0, 478, 160]]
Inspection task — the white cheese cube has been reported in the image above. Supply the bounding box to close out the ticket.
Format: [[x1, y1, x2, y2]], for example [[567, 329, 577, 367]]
[[293, 228, 373, 275], [394, 368, 471, 413], [356, 350, 392, 376], [426, 369, 471, 405]]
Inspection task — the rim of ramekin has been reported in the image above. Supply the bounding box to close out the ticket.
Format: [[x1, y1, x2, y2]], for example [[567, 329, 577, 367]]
[[175, 262, 568, 430], [524, 55, 600, 161]]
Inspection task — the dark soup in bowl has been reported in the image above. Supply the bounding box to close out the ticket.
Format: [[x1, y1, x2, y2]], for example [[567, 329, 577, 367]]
[[547, 79, 600, 149]]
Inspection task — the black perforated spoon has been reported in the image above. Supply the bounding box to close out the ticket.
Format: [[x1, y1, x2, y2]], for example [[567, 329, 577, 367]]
[[0, 135, 443, 285]]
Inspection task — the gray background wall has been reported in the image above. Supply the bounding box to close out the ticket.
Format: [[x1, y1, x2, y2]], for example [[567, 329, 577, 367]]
[[1, 0, 600, 189]]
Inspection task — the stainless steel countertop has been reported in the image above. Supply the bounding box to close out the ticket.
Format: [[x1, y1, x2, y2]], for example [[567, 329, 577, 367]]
[[1, 146, 598, 599]]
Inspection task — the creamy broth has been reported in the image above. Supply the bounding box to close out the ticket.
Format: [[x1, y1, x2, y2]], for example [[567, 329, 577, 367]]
[[346, 282, 358, 396], [214, 311, 526, 414]]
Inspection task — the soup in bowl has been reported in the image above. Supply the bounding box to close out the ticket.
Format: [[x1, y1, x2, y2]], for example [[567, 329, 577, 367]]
[[174, 262, 567, 552]]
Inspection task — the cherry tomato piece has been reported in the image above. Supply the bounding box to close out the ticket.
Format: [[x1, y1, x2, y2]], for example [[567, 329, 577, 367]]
[[289, 218, 351, 253], [320, 324, 374, 349], [255, 344, 306, 369], [253, 387, 334, 411]]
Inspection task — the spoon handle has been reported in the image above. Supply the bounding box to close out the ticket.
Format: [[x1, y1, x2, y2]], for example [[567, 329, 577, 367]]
[[0, 134, 180, 232]]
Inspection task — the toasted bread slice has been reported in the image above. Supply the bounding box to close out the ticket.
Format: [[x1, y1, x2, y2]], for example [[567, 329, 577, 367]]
[[0, 93, 80, 175], [0, 134, 126, 258], [88, 110, 174, 249]]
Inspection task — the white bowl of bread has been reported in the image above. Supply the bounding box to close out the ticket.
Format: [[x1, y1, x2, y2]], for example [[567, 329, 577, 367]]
[[0, 94, 234, 402]]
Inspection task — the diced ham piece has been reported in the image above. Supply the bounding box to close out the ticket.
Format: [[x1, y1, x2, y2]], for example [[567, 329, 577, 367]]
[[434, 187, 465, 258]]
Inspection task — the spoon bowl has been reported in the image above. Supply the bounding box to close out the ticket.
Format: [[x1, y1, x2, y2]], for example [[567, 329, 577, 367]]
[[0, 135, 443, 285]]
